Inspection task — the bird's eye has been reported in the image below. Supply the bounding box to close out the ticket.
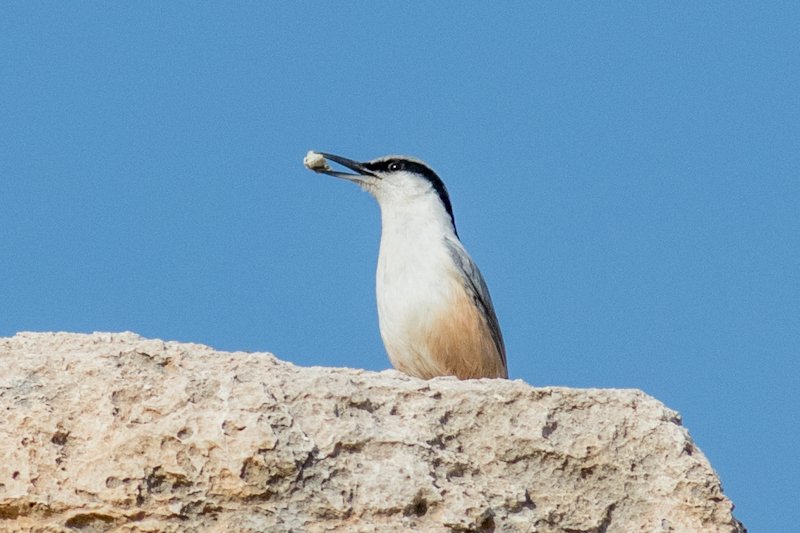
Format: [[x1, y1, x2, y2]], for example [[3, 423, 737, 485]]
[[388, 161, 403, 172]]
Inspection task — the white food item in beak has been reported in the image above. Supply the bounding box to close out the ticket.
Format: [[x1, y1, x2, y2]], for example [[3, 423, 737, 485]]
[[303, 150, 331, 172]]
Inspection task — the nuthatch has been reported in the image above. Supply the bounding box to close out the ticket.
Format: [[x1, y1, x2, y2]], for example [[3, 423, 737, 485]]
[[304, 151, 507, 380]]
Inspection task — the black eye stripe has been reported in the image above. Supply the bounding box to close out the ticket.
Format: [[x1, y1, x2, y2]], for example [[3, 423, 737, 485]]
[[418, 167, 457, 237], [364, 158, 458, 236]]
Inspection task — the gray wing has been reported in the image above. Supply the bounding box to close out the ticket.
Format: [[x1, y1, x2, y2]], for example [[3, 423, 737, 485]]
[[444, 237, 507, 371]]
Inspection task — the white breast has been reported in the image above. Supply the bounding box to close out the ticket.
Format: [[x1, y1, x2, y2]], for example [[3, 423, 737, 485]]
[[374, 193, 464, 376]]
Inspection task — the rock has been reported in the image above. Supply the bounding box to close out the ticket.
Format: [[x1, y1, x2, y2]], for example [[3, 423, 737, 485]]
[[0, 332, 744, 532]]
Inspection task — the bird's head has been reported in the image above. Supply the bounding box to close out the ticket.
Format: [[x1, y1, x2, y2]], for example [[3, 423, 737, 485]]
[[314, 152, 457, 234]]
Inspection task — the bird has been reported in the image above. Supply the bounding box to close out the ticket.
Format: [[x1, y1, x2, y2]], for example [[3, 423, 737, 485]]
[[303, 151, 507, 380]]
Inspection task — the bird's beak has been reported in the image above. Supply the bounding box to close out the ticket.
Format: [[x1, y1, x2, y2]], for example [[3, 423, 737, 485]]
[[318, 153, 376, 181]]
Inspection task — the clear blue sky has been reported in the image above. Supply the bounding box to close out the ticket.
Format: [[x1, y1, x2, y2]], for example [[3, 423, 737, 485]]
[[2, 4, 797, 530]]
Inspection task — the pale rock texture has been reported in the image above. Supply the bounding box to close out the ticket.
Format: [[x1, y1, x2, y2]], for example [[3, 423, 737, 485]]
[[0, 332, 744, 532]]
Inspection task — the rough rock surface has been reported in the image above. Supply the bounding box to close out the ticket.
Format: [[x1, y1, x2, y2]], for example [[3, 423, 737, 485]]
[[0, 332, 744, 532]]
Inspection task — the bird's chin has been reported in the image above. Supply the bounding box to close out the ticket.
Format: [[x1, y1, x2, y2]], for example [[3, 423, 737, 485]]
[[354, 177, 379, 195]]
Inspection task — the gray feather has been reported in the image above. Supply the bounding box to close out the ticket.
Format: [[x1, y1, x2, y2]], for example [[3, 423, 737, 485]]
[[444, 237, 507, 371]]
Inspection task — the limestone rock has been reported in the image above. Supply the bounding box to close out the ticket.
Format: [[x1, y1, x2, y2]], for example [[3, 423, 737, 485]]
[[0, 332, 744, 532]]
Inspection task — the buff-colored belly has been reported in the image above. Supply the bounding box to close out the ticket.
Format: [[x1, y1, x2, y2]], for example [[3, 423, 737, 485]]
[[381, 280, 506, 380]]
